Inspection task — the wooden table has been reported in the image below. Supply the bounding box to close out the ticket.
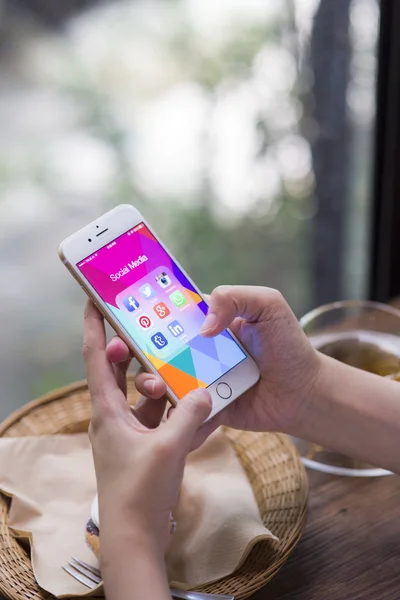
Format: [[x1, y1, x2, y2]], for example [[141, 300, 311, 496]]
[[252, 470, 400, 600]]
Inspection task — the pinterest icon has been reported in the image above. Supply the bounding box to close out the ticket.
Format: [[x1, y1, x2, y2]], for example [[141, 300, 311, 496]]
[[137, 314, 153, 329]]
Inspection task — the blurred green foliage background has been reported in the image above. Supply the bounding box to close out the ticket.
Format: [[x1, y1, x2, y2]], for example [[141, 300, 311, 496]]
[[0, 0, 378, 413]]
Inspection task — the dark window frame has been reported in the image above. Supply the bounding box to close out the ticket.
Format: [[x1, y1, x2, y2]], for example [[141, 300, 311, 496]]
[[370, 0, 400, 302]]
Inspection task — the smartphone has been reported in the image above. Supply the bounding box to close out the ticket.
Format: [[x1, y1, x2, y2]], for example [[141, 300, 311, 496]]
[[59, 204, 259, 419]]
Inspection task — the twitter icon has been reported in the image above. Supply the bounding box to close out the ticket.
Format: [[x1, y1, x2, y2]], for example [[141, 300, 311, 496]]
[[139, 283, 156, 300]]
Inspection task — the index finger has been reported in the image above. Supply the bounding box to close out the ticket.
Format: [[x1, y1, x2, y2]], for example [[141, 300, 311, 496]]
[[200, 285, 285, 336], [201, 291, 242, 337], [83, 300, 125, 415]]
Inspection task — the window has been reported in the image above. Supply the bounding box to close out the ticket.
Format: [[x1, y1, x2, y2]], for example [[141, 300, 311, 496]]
[[370, 1, 400, 302], [0, 0, 380, 416]]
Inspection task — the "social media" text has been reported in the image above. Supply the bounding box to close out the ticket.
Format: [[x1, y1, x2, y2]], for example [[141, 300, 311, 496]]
[[110, 255, 148, 281]]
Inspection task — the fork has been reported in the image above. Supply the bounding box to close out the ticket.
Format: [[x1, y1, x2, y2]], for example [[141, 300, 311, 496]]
[[63, 557, 235, 600]]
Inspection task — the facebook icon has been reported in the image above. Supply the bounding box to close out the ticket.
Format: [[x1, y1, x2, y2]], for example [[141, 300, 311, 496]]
[[122, 295, 140, 312], [168, 320, 185, 337]]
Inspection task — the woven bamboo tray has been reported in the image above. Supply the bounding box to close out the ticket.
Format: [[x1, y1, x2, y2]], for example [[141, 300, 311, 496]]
[[0, 375, 308, 600]]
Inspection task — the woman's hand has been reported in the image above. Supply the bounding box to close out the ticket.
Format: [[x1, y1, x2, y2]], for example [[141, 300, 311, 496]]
[[83, 300, 213, 600], [110, 286, 322, 436]]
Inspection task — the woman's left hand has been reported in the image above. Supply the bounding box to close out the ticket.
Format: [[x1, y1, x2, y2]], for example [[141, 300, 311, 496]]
[[83, 300, 212, 559]]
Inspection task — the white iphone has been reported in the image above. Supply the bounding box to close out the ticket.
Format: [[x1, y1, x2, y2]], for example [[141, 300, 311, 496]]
[[59, 204, 259, 419]]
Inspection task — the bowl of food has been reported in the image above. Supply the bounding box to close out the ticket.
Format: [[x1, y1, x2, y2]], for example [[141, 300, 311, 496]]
[[294, 300, 400, 477]]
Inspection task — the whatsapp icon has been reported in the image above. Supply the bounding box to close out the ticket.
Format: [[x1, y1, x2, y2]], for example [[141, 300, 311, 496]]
[[169, 290, 187, 308]]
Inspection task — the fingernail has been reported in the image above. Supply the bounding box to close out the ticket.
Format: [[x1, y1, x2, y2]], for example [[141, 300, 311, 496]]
[[200, 312, 218, 335], [143, 379, 156, 395]]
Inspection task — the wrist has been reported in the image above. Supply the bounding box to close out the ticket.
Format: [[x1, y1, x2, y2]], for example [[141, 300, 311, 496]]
[[100, 519, 165, 565], [99, 492, 171, 546], [286, 350, 331, 439], [98, 496, 166, 553]]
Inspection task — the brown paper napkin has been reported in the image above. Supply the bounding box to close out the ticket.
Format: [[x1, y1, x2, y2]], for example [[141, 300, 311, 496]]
[[0, 430, 276, 598]]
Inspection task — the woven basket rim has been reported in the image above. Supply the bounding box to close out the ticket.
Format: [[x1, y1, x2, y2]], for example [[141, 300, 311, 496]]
[[0, 379, 89, 436]]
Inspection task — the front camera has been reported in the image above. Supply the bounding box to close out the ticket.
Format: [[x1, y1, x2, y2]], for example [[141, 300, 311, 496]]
[[88, 238, 92, 242]]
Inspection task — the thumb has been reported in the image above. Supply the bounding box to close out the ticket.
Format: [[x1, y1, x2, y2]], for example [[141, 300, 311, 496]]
[[200, 285, 285, 337], [165, 388, 212, 444]]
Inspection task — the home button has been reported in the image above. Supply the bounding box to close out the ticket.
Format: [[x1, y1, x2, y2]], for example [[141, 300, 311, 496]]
[[216, 382, 232, 399]]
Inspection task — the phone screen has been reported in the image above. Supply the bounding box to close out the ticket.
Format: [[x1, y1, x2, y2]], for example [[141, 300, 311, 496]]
[[77, 223, 246, 399]]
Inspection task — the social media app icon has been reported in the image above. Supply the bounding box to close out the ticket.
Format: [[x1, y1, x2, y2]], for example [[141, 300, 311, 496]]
[[139, 283, 156, 300], [153, 302, 170, 319], [122, 295, 140, 312], [169, 290, 187, 308], [155, 272, 172, 289], [137, 314, 153, 329], [168, 320, 185, 337], [151, 332, 168, 350]]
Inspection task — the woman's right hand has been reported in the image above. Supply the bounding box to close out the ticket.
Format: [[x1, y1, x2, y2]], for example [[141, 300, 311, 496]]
[[109, 286, 323, 436]]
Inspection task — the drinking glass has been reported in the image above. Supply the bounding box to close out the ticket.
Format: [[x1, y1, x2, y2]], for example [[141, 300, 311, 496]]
[[294, 300, 400, 476]]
